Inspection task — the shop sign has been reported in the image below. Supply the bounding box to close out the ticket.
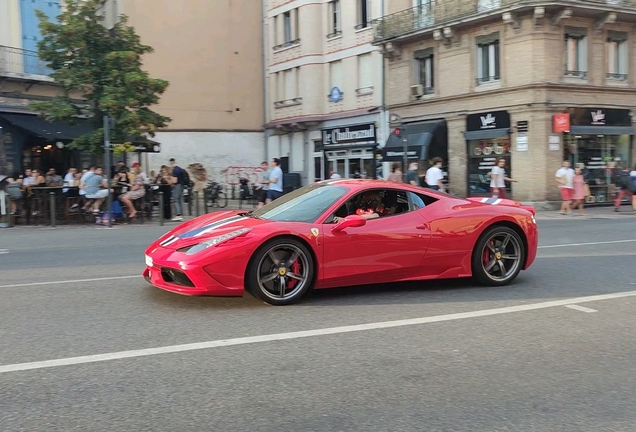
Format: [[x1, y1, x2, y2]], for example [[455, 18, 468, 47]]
[[466, 110, 511, 131], [567, 108, 631, 126], [548, 135, 560, 151], [553, 114, 570, 132], [322, 123, 376, 147]]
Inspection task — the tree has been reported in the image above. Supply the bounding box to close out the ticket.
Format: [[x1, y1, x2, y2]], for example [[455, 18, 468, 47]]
[[31, 0, 171, 154]]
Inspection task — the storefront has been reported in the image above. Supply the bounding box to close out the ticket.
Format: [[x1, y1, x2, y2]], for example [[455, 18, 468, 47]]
[[464, 110, 512, 197], [316, 122, 379, 180], [557, 107, 634, 205], [381, 119, 448, 183]]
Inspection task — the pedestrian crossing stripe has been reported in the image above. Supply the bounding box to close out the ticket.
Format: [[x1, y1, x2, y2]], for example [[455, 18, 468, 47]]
[[480, 197, 503, 205]]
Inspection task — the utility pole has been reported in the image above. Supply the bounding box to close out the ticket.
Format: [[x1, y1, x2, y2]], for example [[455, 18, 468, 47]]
[[394, 127, 408, 182]]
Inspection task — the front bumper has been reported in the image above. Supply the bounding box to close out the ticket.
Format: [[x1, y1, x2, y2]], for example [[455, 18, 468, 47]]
[[143, 249, 244, 297]]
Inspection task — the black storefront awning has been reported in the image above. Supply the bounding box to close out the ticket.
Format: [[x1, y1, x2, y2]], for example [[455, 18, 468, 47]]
[[464, 127, 510, 140], [382, 120, 444, 162], [0, 113, 93, 140], [569, 125, 635, 135]]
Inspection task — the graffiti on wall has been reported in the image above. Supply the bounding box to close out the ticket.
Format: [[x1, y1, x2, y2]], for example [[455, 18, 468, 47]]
[[223, 166, 265, 185]]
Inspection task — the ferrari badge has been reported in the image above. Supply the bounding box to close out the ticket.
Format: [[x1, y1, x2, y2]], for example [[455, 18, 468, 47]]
[[310, 228, 319, 237]]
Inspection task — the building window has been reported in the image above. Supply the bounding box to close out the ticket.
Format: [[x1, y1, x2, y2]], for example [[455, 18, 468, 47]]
[[284, 68, 298, 101], [283, 12, 292, 43], [328, 0, 341, 38], [413, 49, 434, 94], [477, 0, 501, 12], [357, 54, 373, 93], [564, 27, 587, 78], [476, 34, 500, 84], [356, 0, 371, 29], [606, 31, 627, 80]]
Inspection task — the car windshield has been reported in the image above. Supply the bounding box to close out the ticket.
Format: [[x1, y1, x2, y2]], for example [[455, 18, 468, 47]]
[[248, 183, 349, 223]]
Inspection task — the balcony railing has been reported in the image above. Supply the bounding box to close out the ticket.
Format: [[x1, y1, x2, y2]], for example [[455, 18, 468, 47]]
[[372, 0, 636, 43], [0, 45, 52, 77]]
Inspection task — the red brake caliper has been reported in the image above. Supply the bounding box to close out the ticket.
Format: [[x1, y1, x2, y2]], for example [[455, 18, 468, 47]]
[[287, 260, 301, 288], [483, 240, 494, 266]]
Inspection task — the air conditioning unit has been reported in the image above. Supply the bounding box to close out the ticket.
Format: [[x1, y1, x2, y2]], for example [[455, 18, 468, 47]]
[[410, 84, 424, 97]]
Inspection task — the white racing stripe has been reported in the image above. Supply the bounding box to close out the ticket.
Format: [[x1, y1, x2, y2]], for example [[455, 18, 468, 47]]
[[0, 289, 635, 374]]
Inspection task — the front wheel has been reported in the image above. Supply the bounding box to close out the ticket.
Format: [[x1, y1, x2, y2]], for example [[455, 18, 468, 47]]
[[216, 191, 228, 208], [246, 238, 314, 305], [472, 226, 525, 286]]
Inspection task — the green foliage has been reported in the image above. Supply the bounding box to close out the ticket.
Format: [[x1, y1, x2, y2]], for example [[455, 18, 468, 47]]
[[31, 0, 171, 154]]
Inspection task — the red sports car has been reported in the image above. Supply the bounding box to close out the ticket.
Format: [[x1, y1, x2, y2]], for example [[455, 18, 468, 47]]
[[143, 179, 538, 305]]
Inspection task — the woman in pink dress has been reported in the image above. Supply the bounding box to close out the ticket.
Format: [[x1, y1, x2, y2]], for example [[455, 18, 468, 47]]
[[572, 167, 586, 216]]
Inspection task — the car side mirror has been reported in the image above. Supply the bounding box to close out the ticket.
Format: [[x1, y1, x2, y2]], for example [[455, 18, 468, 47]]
[[331, 214, 367, 233]]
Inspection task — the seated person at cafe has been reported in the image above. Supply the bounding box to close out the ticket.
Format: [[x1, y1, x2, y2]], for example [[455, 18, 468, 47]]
[[333, 190, 391, 223], [84, 166, 111, 213], [46, 168, 63, 187], [119, 175, 146, 219]]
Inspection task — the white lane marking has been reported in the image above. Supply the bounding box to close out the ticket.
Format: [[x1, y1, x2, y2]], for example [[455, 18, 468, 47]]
[[1, 289, 635, 375], [565, 304, 598, 313], [539, 239, 636, 249], [0, 275, 138, 289], [0, 249, 9, 254]]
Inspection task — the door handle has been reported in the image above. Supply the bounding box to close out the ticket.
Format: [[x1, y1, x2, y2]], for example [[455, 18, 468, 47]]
[[416, 223, 429, 230]]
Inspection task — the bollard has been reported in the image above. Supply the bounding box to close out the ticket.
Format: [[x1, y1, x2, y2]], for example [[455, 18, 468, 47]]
[[158, 192, 164, 226], [187, 187, 192, 216], [194, 190, 200, 217], [49, 192, 56, 227]]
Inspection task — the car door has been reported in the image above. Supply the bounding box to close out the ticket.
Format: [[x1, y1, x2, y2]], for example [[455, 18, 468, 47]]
[[321, 188, 432, 288]]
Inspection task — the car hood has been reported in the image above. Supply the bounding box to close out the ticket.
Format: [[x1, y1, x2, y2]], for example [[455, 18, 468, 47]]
[[157, 210, 269, 250]]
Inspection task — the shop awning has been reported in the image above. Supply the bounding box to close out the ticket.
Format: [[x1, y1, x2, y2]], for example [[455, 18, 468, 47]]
[[464, 128, 510, 140], [0, 113, 93, 140], [382, 120, 444, 162], [569, 125, 635, 135]]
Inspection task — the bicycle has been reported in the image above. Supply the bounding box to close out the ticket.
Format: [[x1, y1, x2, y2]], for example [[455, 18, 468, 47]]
[[203, 181, 228, 209]]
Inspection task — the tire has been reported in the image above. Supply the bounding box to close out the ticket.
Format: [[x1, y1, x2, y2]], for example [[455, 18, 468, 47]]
[[246, 238, 315, 306], [471, 225, 525, 286], [216, 191, 228, 208], [203, 190, 213, 208]]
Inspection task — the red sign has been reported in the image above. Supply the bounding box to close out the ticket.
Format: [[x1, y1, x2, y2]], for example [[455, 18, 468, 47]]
[[553, 113, 570, 133]]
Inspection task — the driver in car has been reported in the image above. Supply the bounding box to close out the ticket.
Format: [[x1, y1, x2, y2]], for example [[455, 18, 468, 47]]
[[333, 191, 388, 222]]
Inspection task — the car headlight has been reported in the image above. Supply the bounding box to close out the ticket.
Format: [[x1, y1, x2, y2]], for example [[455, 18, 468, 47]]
[[185, 228, 251, 255]]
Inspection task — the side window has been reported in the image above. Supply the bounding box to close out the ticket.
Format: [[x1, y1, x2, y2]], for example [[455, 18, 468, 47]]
[[408, 191, 439, 210], [330, 188, 412, 221]]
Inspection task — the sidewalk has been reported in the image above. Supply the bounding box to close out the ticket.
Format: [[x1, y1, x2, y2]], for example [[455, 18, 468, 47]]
[[534, 204, 635, 221]]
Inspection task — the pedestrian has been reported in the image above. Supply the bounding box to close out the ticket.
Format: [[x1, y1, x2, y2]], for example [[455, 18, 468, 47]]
[[256, 161, 270, 209], [169, 158, 185, 221], [614, 164, 636, 213], [387, 163, 403, 182], [266, 158, 284, 204], [490, 157, 516, 198], [571, 166, 587, 216], [424, 157, 445, 192], [555, 160, 575, 215], [406, 162, 419, 186]]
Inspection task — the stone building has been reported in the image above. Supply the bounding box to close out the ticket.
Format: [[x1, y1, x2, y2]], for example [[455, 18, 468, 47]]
[[374, 0, 636, 203]]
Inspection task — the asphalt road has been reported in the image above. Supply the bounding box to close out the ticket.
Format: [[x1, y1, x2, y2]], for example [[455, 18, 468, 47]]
[[1, 215, 636, 431]]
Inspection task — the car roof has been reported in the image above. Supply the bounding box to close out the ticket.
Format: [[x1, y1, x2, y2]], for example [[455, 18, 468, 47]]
[[319, 178, 404, 188]]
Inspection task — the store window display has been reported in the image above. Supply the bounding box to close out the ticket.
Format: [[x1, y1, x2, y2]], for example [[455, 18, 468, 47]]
[[563, 134, 631, 204], [467, 137, 511, 197]]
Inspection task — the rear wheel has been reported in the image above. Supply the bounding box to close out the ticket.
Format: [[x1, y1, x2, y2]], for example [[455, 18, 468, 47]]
[[472, 226, 525, 286], [246, 238, 314, 305], [216, 191, 228, 208]]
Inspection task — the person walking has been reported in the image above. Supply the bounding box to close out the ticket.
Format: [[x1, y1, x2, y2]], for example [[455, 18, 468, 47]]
[[424, 157, 445, 192], [555, 160, 575, 215], [387, 163, 403, 182], [169, 158, 185, 221], [266, 158, 284, 204], [256, 161, 270, 209], [614, 164, 636, 213], [490, 158, 516, 198], [571, 166, 587, 216]]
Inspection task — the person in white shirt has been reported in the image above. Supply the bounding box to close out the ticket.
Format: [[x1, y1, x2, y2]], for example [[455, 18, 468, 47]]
[[425, 157, 445, 192], [490, 158, 516, 198], [555, 160, 575, 214]]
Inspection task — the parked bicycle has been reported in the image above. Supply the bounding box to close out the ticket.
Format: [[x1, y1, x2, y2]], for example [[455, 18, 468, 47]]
[[203, 181, 228, 209]]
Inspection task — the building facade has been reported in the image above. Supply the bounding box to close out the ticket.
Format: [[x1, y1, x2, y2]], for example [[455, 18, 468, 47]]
[[1, 0, 266, 184], [264, 0, 388, 185], [374, 0, 636, 203]]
